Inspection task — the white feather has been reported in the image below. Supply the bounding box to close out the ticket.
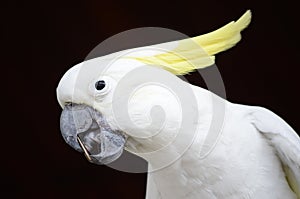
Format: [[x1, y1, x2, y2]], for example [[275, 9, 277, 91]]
[[142, 86, 299, 199]]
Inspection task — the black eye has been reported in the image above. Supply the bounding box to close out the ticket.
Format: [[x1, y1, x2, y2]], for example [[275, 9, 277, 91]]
[[95, 80, 106, 90]]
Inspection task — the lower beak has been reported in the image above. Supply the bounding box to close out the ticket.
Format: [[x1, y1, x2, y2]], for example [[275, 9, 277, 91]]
[[60, 104, 126, 165]]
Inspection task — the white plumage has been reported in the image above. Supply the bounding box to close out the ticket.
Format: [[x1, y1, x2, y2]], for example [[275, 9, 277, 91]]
[[144, 87, 300, 198]]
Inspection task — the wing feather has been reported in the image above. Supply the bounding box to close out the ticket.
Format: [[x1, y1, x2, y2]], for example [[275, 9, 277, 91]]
[[250, 107, 300, 198]]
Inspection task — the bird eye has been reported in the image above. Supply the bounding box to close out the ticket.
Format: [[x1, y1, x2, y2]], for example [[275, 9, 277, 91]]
[[95, 80, 106, 90]]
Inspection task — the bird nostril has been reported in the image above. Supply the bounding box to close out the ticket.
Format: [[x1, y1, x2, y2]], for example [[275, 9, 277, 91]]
[[65, 102, 73, 107]]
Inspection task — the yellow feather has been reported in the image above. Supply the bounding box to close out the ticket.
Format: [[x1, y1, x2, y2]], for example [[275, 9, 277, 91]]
[[284, 165, 300, 199], [193, 10, 251, 55], [129, 10, 251, 75]]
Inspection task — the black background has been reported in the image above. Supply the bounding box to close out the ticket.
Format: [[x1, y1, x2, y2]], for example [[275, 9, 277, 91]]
[[2, 0, 299, 198]]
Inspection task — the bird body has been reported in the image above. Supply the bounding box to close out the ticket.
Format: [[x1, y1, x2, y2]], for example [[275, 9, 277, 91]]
[[145, 88, 299, 199]]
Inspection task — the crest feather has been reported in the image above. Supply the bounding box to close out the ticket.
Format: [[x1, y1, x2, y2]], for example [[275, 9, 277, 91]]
[[130, 10, 251, 75]]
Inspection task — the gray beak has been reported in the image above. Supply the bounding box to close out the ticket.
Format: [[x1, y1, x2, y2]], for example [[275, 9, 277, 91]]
[[60, 104, 126, 165]]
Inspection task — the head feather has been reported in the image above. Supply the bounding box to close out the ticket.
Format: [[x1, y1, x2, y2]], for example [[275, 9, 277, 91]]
[[128, 10, 251, 75]]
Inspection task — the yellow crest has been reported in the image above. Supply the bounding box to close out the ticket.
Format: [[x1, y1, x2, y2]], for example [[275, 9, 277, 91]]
[[130, 10, 251, 75]]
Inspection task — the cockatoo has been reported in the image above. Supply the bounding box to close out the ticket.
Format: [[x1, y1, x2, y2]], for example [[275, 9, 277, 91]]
[[57, 10, 300, 199]]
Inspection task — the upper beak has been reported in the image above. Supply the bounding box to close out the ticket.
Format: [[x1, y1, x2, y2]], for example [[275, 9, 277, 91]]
[[60, 103, 126, 165]]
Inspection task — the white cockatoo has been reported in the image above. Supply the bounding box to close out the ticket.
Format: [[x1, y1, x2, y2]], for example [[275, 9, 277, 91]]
[[57, 10, 300, 199]]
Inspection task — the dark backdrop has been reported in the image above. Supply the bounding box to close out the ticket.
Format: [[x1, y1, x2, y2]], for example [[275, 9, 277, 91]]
[[2, 0, 299, 198]]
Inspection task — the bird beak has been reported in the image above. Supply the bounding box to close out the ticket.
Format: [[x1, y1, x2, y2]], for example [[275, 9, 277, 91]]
[[60, 103, 126, 165]]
